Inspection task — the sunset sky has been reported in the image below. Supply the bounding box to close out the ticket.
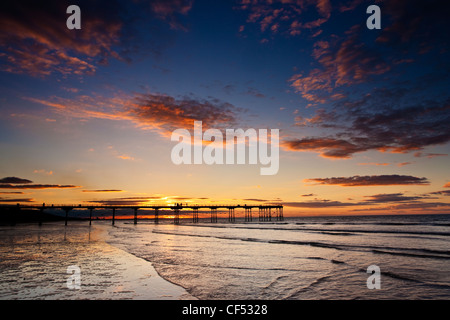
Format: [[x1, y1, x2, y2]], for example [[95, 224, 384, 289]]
[[0, 0, 449, 216]]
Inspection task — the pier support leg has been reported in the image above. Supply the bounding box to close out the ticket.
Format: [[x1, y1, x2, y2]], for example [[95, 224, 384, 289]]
[[112, 208, 116, 225], [39, 207, 44, 226], [134, 208, 138, 225], [192, 208, 198, 223], [245, 208, 252, 222], [89, 208, 93, 225], [228, 208, 235, 223], [210, 208, 217, 223], [154, 208, 159, 224], [64, 208, 71, 226], [174, 208, 180, 224]]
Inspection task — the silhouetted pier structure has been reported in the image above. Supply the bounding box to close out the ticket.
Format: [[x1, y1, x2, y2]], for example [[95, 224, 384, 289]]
[[3, 203, 283, 225]]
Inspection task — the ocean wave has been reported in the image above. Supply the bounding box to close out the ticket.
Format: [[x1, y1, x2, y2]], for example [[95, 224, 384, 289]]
[[184, 221, 450, 237], [372, 249, 450, 260], [150, 229, 450, 259]]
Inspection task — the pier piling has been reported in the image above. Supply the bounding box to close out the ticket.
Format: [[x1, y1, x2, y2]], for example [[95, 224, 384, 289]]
[[134, 208, 138, 225]]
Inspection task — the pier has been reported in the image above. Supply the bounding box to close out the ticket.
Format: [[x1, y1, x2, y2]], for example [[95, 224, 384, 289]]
[[1, 203, 283, 225]]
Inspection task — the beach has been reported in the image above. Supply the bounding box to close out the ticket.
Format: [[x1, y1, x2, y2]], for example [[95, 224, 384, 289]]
[[1, 214, 450, 300], [0, 222, 194, 300]]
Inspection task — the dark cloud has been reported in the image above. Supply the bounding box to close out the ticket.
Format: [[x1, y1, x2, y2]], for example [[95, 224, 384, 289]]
[[282, 137, 366, 158], [283, 95, 450, 158], [0, 197, 34, 203], [0, 184, 80, 189], [284, 1, 450, 161], [0, 177, 32, 184], [289, 0, 450, 104], [381, 202, 450, 211], [0, 0, 124, 76], [87, 200, 148, 206], [283, 200, 359, 208], [300, 193, 316, 197], [148, 0, 193, 31], [242, 198, 282, 203], [245, 87, 266, 98], [428, 190, 450, 197], [86, 196, 160, 206], [238, 0, 332, 37], [0, 0, 192, 77], [352, 202, 450, 213], [129, 93, 244, 135], [29, 91, 245, 137], [82, 189, 123, 193], [291, 28, 390, 103], [304, 175, 429, 187], [414, 152, 448, 159], [0, 192, 25, 194], [363, 193, 426, 203]]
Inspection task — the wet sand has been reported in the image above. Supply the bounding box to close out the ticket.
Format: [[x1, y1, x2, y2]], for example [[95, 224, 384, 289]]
[[0, 221, 195, 300]]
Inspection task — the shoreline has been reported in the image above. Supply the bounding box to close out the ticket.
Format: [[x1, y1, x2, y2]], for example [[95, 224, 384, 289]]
[[0, 221, 196, 300], [98, 223, 198, 300]]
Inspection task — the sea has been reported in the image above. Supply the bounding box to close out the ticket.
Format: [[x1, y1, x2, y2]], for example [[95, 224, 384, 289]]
[[1, 214, 449, 300]]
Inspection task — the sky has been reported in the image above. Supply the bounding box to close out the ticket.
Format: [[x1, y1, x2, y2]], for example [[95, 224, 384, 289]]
[[0, 0, 449, 217]]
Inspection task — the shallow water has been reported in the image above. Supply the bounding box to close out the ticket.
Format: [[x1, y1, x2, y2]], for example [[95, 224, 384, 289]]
[[1, 215, 449, 300], [106, 214, 450, 300], [0, 223, 193, 300]]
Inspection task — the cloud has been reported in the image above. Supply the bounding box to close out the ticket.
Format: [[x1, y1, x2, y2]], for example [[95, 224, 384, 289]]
[[127, 93, 244, 135], [0, 0, 193, 77], [28, 92, 245, 138], [363, 193, 426, 203], [293, 108, 337, 127], [116, 154, 135, 161], [0, 177, 32, 184], [289, 0, 450, 104], [300, 193, 316, 197], [0, 0, 124, 77], [283, 200, 359, 208], [414, 152, 448, 159], [444, 183, 450, 188], [0, 197, 34, 203], [82, 190, 123, 193], [0, 177, 80, 189], [245, 87, 266, 98], [358, 163, 390, 166], [0, 184, 80, 189], [352, 202, 450, 213], [149, 0, 193, 31], [304, 175, 429, 187], [290, 28, 390, 103], [238, 0, 332, 37], [33, 169, 53, 176], [242, 198, 282, 203], [397, 162, 412, 167], [0, 192, 25, 195], [282, 137, 367, 159], [428, 190, 450, 197], [87, 200, 149, 206], [283, 95, 450, 158], [86, 196, 157, 206]]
